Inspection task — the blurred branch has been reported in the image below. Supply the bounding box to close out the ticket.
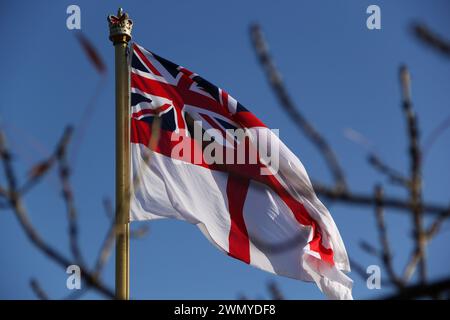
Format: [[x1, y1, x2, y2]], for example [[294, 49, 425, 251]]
[[64, 198, 150, 300], [267, 281, 285, 300], [349, 257, 392, 288], [246, 37, 449, 218], [92, 198, 116, 276], [75, 32, 106, 74], [55, 127, 85, 266], [374, 185, 404, 288], [30, 278, 49, 300], [130, 225, 150, 239], [349, 257, 368, 281], [245, 23, 450, 300], [402, 207, 450, 283], [0, 128, 115, 299], [237, 293, 249, 300], [20, 158, 56, 195], [250, 23, 347, 191], [359, 240, 380, 257], [413, 24, 450, 58], [1, 33, 126, 300], [71, 32, 108, 169], [385, 277, 450, 300], [423, 114, 450, 159], [64, 198, 116, 300], [426, 209, 450, 240], [368, 154, 409, 187], [400, 65, 427, 284], [312, 182, 449, 218], [132, 116, 161, 193]]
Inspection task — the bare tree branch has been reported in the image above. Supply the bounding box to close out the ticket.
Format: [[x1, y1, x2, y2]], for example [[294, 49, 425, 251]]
[[55, 127, 86, 266], [400, 65, 427, 283], [130, 225, 150, 239], [402, 207, 450, 283], [30, 278, 49, 300], [267, 281, 285, 300], [359, 240, 380, 257], [423, 113, 450, 159], [20, 158, 56, 195], [0, 128, 115, 299], [426, 209, 450, 240], [413, 24, 450, 58], [368, 154, 410, 187], [374, 185, 404, 288], [385, 277, 450, 300], [64, 198, 116, 300], [92, 198, 116, 277], [250, 23, 347, 191], [312, 182, 449, 218]]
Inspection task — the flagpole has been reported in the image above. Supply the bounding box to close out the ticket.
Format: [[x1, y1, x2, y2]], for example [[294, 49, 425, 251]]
[[108, 8, 133, 300]]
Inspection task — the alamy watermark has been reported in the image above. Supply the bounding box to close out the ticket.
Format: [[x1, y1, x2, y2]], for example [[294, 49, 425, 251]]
[[366, 5, 381, 30], [66, 265, 81, 290], [169, 122, 280, 175], [366, 264, 382, 289], [66, 5, 81, 30]]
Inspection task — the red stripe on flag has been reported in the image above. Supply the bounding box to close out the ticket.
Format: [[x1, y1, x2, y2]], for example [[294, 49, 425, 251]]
[[221, 90, 228, 110], [131, 73, 184, 107], [131, 116, 334, 265], [131, 118, 210, 168], [227, 175, 251, 264], [179, 67, 194, 77], [264, 175, 334, 264]]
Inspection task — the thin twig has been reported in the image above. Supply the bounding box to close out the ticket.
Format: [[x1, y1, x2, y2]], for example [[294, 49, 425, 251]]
[[93, 198, 116, 276], [55, 127, 86, 267], [312, 182, 448, 218], [385, 277, 450, 300], [359, 240, 380, 257], [368, 154, 410, 187], [132, 116, 161, 193], [250, 24, 347, 190], [374, 185, 404, 288], [70, 32, 107, 169], [30, 278, 49, 300], [413, 24, 450, 58], [0, 129, 115, 299], [267, 281, 285, 300], [400, 65, 426, 283], [423, 113, 450, 159], [20, 158, 57, 195], [64, 198, 116, 300], [130, 225, 150, 239], [402, 206, 450, 283], [349, 258, 368, 281], [426, 209, 450, 240]]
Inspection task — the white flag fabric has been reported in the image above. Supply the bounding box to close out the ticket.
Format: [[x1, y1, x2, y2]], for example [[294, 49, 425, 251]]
[[129, 43, 353, 299]]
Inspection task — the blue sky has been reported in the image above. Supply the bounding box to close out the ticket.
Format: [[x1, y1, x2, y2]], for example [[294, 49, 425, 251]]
[[1, 1, 449, 299]]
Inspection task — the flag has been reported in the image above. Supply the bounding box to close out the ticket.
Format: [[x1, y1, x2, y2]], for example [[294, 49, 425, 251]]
[[129, 43, 353, 300]]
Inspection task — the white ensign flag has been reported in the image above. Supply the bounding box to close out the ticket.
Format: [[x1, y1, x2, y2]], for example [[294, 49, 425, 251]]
[[129, 43, 353, 300]]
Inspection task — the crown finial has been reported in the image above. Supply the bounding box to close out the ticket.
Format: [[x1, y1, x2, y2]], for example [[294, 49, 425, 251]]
[[107, 8, 133, 44]]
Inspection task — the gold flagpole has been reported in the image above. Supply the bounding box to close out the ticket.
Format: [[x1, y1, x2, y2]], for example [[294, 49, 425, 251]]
[[108, 8, 133, 300]]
